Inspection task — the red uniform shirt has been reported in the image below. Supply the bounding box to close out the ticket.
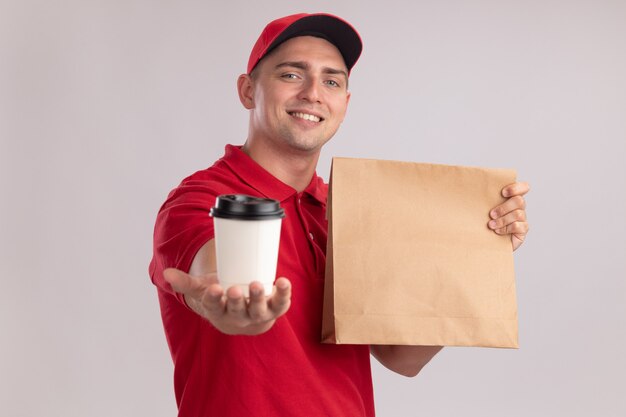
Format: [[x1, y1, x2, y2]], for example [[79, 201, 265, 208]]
[[150, 145, 375, 417]]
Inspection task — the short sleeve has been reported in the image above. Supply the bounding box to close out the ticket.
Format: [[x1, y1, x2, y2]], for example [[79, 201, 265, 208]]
[[149, 179, 220, 305]]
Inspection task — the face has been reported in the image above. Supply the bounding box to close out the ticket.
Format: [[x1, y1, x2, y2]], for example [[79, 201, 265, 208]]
[[240, 36, 351, 153]]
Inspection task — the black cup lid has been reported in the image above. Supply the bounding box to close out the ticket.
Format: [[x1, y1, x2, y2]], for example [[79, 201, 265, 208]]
[[210, 194, 285, 220]]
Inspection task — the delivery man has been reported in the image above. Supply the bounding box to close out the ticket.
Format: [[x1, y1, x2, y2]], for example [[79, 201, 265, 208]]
[[149, 12, 530, 416]]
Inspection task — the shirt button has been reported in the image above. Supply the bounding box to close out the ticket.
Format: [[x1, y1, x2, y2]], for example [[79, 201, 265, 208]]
[[309, 232, 314, 240]]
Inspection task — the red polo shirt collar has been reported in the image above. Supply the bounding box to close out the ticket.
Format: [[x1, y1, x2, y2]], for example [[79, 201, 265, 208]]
[[222, 144, 327, 205]]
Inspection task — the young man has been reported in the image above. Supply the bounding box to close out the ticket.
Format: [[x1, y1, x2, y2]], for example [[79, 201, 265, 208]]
[[149, 13, 530, 417]]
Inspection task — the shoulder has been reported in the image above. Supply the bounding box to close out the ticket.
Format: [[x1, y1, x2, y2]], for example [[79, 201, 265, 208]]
[[164, 160, 239, 207]]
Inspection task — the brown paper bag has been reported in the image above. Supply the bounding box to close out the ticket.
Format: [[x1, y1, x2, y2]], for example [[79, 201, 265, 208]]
[[321, 157, 518, 348]]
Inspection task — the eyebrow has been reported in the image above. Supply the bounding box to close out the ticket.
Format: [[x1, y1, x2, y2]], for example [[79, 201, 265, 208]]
[[275, 61, 349, 82]]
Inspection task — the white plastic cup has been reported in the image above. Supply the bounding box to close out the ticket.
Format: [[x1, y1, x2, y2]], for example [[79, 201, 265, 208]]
[[210, 195, 285, 296]]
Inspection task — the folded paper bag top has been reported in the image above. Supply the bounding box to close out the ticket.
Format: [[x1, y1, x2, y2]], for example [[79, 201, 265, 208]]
[[321, 157, 518, 348]]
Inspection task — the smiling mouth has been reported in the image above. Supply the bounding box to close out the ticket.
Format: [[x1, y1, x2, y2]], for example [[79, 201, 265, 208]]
[[288, 112, 323, 123]]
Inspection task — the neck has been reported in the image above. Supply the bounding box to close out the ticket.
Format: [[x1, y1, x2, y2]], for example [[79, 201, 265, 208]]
[[241, 138, 320, 192]]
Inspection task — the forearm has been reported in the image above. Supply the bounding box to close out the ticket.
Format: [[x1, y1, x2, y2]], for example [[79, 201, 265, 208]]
[[370, 345, 443, 377]]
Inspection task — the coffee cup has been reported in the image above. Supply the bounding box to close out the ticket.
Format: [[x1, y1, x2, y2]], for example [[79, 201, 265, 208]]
[[210, 194, 285, 296]]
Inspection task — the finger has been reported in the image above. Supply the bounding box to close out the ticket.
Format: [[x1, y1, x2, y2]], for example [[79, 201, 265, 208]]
[[200, 283, 227, 317], [268, 278, 291, 317], [488, 209, 526, 230], [247, 282, 269, 322], [164, 269, 225, 319], [502, 181, 530, 198], [225, 285, 248, 318], [164, 268, 203, 296], [512, 234, 526, 251], [490, 195, 526, 219], [494, 220, 529, 236]]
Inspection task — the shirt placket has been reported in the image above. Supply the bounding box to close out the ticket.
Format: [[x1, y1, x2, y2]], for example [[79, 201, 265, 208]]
[[294, 193, 325, 277]]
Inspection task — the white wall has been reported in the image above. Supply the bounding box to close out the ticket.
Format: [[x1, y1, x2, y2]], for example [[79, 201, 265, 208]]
[[1, 0, 624, 416]]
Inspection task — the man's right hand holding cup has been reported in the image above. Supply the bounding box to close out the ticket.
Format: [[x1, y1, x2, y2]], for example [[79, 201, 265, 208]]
[[164, 268, 292, 336], [163, 194, 290, 335]]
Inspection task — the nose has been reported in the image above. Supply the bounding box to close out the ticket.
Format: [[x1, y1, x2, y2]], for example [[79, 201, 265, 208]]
[[297, 78, 322, 103]]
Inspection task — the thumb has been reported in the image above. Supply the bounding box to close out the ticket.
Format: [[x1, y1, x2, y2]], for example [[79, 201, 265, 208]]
[[163, 268, 196, 295]]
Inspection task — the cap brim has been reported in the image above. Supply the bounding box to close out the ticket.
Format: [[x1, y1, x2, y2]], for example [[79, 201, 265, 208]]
[[265, 14, 362, 72]]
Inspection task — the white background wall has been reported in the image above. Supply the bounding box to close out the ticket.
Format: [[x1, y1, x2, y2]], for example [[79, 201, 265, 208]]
[[1, 0, 625, 416]]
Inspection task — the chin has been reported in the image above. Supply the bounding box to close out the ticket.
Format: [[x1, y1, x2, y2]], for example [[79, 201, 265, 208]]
[[281, 136, 329, 153]]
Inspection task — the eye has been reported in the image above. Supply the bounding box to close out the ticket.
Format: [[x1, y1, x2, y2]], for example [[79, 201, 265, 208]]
[[281, 73, 299, 80], [325, 79, 340, 88]]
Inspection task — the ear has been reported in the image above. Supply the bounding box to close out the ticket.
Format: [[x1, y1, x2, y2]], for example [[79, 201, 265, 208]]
[[237, 74, 255, 109]]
